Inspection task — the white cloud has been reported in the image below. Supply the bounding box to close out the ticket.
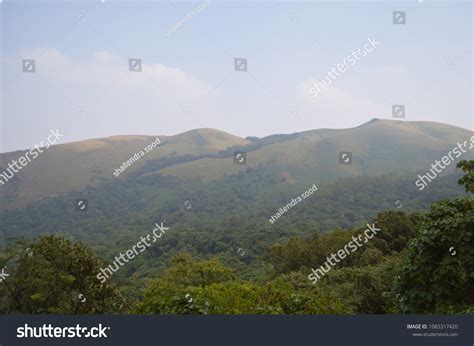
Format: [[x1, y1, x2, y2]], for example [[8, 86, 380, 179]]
[[294, 78, 386, 128], [3, 48, 218, 149], [17, 48, 213, 98]]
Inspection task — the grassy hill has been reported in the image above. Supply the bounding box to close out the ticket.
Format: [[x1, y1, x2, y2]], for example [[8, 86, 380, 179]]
[[0, 129, 249, 208], [0, 118, 472, 211], [159, 119, 473, 182]]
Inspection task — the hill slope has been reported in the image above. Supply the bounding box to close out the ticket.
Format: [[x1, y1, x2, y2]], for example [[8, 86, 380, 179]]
[[0, 129, 249, 207], [159, 119, 473, 183], [0, 119, 472, 209]]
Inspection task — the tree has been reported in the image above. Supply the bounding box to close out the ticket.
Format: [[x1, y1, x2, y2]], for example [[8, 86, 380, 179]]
[[134, 254, 350, 314], [393, 161, 474, 313], [0, 235, 124, 314], [457, 160, 474, 193], [371, 211, 420, 254], [134, 253, 235, 314]]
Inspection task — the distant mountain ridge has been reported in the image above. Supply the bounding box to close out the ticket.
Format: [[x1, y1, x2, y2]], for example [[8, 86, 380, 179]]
[[0, 118, 472, 208]]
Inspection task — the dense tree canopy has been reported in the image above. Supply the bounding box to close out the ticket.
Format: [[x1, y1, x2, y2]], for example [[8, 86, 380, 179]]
[[393, 161, 474, 313], [0, 162, 473, 314], [0, 236, 123, 314]]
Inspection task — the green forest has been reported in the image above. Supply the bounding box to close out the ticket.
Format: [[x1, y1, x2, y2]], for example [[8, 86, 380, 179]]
[[0, 160, 473, 314]]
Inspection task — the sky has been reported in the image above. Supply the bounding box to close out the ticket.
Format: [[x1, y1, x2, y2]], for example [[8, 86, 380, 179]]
[[1, 0, 472, 152]]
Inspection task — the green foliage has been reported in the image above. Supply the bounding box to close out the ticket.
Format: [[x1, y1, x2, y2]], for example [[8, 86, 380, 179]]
[[457, 160, 474, 193], [134, 254, 235, 314], [372, 211, 421, 254], [318, 256, 402, 314], [393, 197, 474, 313], [134, 256, 349, 314], [0, 170, 465, 257], [0, 236, 123, 314], [264, 211, 419, 276], [392, 162, 474, 313], [1, 162, 473, 315]]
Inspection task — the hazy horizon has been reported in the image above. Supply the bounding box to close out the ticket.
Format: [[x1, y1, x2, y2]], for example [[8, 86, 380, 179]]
[[1, 116, 473, 154], [1, 1, 472, 152]]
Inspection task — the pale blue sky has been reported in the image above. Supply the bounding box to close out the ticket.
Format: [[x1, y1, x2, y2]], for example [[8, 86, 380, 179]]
[[1, 0, 472, 152]]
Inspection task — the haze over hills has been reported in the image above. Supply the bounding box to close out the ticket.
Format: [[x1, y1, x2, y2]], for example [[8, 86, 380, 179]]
[[0, 118, 472, 209], [1, 118, 473, 266]]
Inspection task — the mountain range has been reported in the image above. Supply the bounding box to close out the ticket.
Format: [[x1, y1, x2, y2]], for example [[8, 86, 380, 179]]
[[1, 118, 473, 267], [1, 118, 472, 210]]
